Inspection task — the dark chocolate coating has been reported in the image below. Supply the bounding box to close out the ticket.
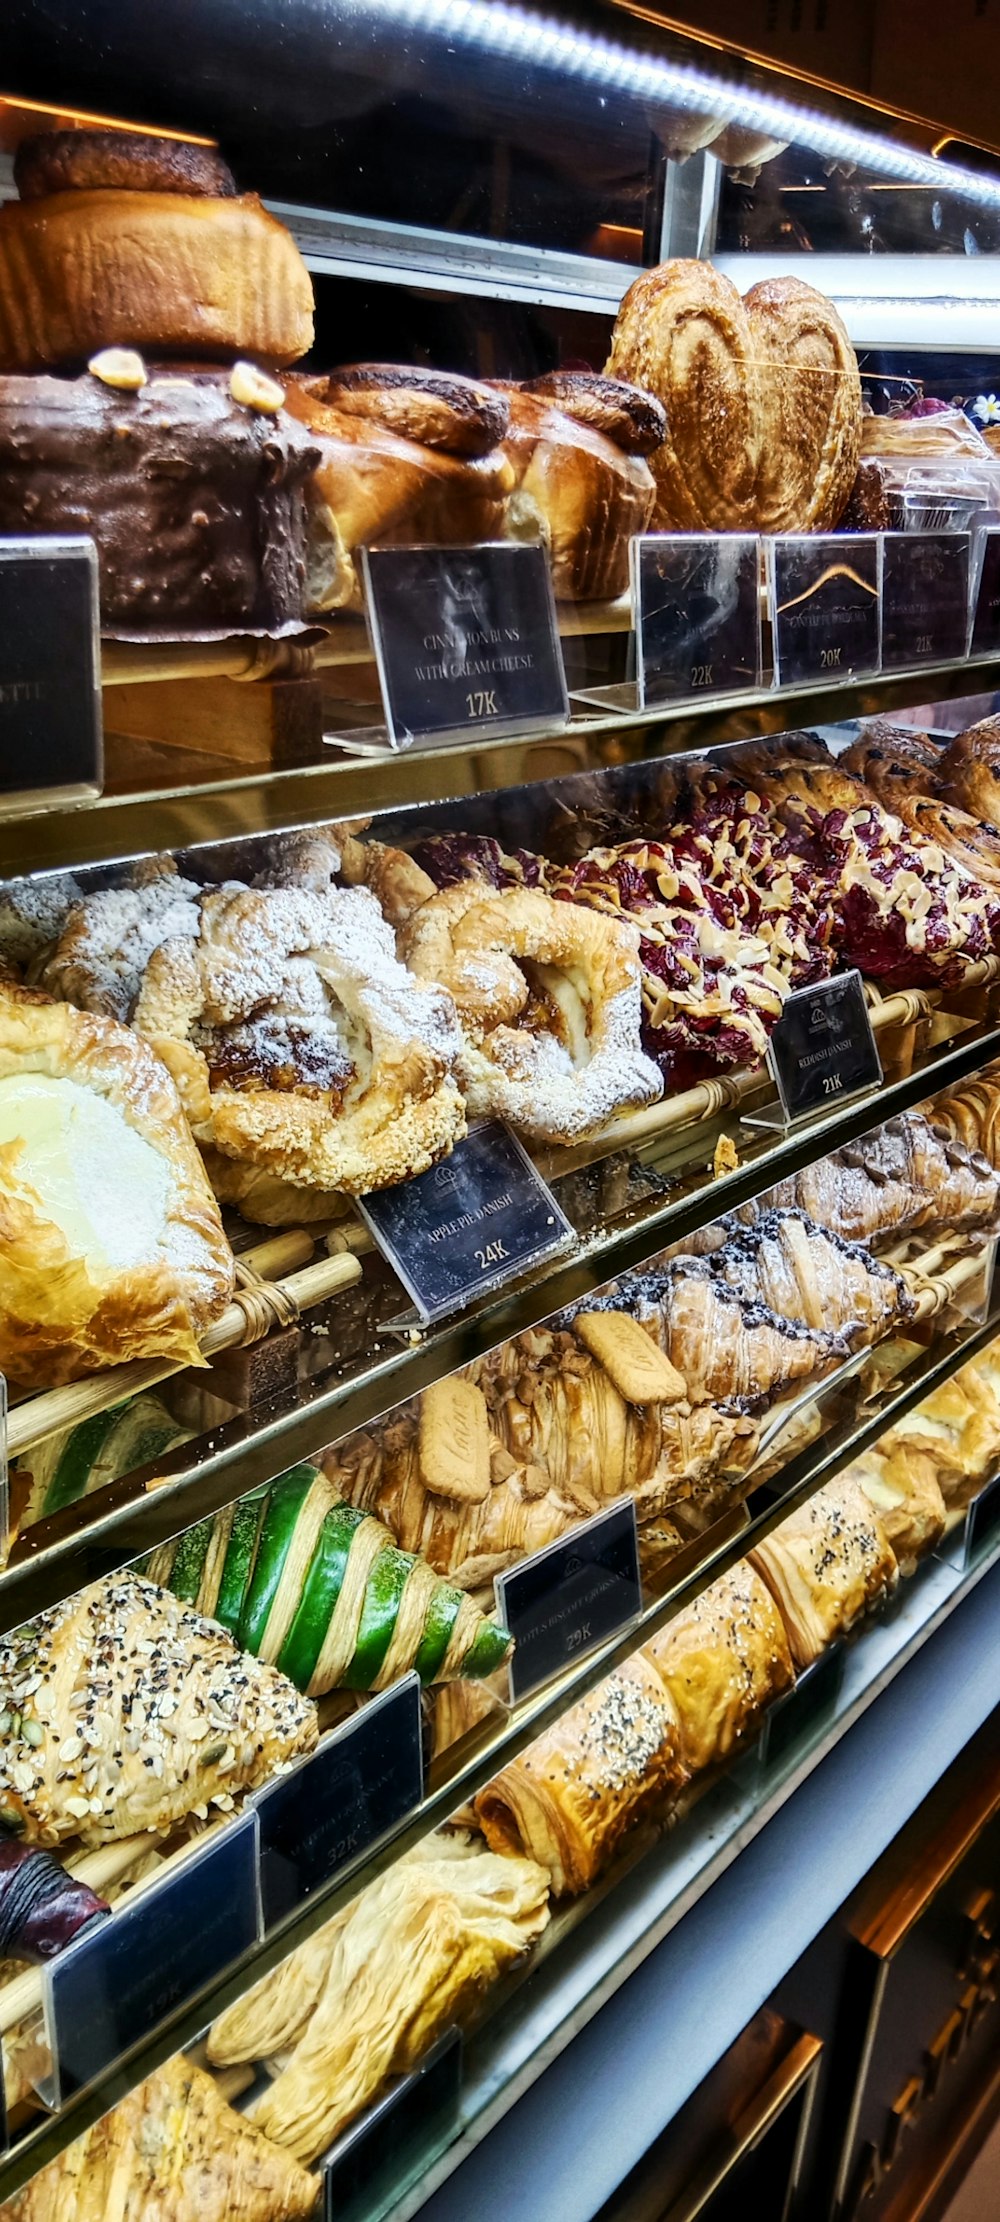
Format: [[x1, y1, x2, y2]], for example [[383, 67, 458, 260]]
[[0, 1837, 108, 1963], [0, 367, 321, 632], [14, 130, 237, 202]]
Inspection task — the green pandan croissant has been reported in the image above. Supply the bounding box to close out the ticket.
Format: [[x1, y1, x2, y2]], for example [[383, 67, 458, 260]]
[[144, 1465, 512, 1696]]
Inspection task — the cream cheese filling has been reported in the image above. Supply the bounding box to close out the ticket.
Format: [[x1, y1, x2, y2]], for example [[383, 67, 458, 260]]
[[0, 1073, 172, 1270]]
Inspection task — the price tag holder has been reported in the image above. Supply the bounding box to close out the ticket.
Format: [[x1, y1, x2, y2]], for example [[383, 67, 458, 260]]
[[753, 971, 882, 1131], [256, 1673, 423, 1930], [322, 2028, 462, 2221], [359, 1120, 573, 1324], [759, 1643, 845, 1771], [0, 538, 103, 809], [361, 543, 568, 750], [43, 1813, 259, 2102], [939, 1469, 1000, 1572], [632, 533, 761, 707], [767, 534, 881, 687], [880, 532, 971, 669], [970, 526, 1000, 659], [496, 1499, 642, 1704]]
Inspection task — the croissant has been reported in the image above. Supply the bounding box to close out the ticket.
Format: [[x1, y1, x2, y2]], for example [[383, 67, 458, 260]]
[[474, 1654, 688, 1896], [748, 1113, 1000, 1246], [749, 1474, 898, 1667], [876, 1359, 1000, 1506], [0, 1573, 317, 1846], [0, 2053, 318, 2222], [713, 1209, 913, 1344], [144, 1465, 512, 1690], [578, 1258, 848, 1408], [932, 1069, 1000, 1167]]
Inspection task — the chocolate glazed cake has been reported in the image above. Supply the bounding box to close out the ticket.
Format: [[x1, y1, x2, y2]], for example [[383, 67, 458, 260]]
[[0, 366, 322, 635]]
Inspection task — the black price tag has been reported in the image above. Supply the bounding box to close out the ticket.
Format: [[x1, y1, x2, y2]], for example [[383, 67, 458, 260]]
[[632, 533, 761, 707], [970, 527, 1000, 658], [0, 539, 102, 805], [362, 543, 568, 748], [964, 1471, 1000, 1565], [759, 1643, 845, 1770], [323, 2028, 462, 2220], [767, 971, 882, 1125], [768, 535, 880, 687], [359, 1120, 572, 1324], [881, 532, 970, 669], [256, 1673, 423, 1930], [496, 1499, 641, 1703], [44, 1814, 258, 2101]]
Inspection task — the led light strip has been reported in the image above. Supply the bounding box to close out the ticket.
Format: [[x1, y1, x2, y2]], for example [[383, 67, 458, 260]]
[[361, 0, 1000, 210]]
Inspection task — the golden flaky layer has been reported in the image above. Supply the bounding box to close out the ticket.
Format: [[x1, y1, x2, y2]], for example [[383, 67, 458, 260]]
[[642, 1560, 794, 1773], [401, 882, 661, 1142], [0, 987, 233, 1387], [474, 1653, 687, 1895], [0, 189, 313, 371], [0, 2053, 318, 2222], [607, 260, 860, 534], [497, 377, 659, 599], [208, 1834, 549, 2160], [749, 1474, 898, 1667]]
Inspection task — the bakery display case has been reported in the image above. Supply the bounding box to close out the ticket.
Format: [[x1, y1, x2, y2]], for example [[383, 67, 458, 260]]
[[2, 1, 1000, 2216]]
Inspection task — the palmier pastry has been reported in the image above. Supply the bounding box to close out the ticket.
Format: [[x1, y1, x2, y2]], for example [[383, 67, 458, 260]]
[[285, 368, 514, 612], [642, 1560, 794, 1772], [0, 986, 233, 1387], [130, 882, 466, 1194], [474, 1653, 688, 1895], [749, 1474, 898, 1667], [607, 260, 860, 534], [401, 881, 660, 1142], [496, 372, 661, 599], [937, 716, 1000, 829], [0, 128, 313, 370]]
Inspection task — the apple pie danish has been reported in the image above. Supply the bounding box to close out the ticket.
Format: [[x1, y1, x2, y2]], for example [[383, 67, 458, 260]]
[[400, 881, 661, 1141]]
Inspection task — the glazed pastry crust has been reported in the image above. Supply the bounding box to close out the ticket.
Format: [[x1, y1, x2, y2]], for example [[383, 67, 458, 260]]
[[401, 881, 661, 1142], [749, 1474, 898, 1667], [642, 1560, 794, 1772], [937, 718, 1000, 829], [522, 371, 667, 455], [0, 2052, 318, 2222], [316, 363, 509, 455], [286, 373, 514, 611], [0, 987, 233, 1387], [13, 129, 238, 201], [845, 1444, 947, 1572], [474, 1654, 688, 1894], [499, 380, 658, 598], [0, 190, 314, 371]]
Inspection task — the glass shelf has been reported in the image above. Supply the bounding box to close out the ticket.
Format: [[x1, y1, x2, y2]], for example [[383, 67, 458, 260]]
[[5, 656, 1000, 878], [2, 1290, 998, 2203]]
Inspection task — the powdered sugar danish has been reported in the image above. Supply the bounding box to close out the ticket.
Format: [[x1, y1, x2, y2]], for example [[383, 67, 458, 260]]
[[132, 881, 466, 1194], [400, 883, 661, 1142]]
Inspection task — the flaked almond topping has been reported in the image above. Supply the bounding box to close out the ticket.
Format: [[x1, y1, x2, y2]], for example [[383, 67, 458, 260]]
[[88, 347, 147, 391], [230, 360, 285, 413]]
